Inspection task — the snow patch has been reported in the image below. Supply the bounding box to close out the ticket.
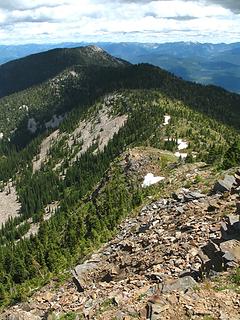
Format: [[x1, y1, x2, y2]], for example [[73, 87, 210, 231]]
[[163, 115, 171, 126], [19, 105, 29, 112], [175, 152, 188, 159], [142, 173, 165, 188], [177, 139, 188, 150], [69, 70, 78, 77], [164, 138, 188, 150]]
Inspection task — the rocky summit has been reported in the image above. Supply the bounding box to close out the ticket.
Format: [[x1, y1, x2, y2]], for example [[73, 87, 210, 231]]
[[2, 167, 240, 320]]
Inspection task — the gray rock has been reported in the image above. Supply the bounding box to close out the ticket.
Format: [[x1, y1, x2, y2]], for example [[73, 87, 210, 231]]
[[227, 214, 239, 226], [220, 222, 230, 240], [221, 221, 228, 232], [184, 191, 206, 201], [72, 262, 98, 292], [176, 207, 184, 214], [222, 251, 236, 262], [213, 175, 236, 193], [226, 261, 238, 268], [162, 276, 197, 293], [149, 303, 169, 320], [220, 240, 240, 264], [226, 215, 240, 232]]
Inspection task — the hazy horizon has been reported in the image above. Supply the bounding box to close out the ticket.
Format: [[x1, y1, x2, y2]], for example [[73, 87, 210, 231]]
[[0, 0, 239, 45], [1, 40, 240, 46]]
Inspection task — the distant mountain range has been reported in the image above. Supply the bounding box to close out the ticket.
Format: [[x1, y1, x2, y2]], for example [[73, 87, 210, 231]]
[[0, 41, 240, 93]]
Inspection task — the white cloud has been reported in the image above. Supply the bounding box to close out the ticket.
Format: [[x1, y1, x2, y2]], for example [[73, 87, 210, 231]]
[[0, 0, 239, 44], [0, 0, 69, 10]]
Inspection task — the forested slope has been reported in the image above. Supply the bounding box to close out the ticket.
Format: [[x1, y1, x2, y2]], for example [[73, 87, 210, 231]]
[[0, 47, 239, 307], [0, 62, 239, 147], [0, 45, 128, 98]]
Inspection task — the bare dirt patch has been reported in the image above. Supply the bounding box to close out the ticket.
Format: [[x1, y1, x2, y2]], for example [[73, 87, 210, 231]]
[[0, 183, 21, 226], [33, 130, 60, 173], [68, 107, 128, 163]]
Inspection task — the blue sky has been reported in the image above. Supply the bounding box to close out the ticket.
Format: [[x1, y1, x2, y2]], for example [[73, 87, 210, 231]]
[[0, 0, 239, 44]]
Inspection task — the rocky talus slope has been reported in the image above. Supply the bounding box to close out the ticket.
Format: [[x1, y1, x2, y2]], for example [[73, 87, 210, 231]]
[[2, 166, 240, 320]]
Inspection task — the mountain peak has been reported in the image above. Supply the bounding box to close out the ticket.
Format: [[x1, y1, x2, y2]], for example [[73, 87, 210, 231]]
[[0, 45, 128, 98], [86, 45, 104, 52]]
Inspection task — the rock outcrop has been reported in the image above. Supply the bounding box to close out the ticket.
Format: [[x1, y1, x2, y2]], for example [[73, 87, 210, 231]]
[[1, 169, 240, 319]]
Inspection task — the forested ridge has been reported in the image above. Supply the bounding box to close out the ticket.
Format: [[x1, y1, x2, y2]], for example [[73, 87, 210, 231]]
[[0, 45, 128, 98], [0, 62, 239, 144], [0, 47, 239, 307]]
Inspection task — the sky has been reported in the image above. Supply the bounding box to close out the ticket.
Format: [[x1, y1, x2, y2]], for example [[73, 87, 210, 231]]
[[0, 0, 239, 44]]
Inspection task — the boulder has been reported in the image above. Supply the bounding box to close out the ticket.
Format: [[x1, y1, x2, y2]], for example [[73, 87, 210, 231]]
[[147, 296, 169, 320], [200, 241, 223, 273], [162, 276, 197, 293], [184, 191, 206, 201], [220, 215, 240, 240], [213, 175, 236, 193], [226, 214, 240, 233], [220, 240, 240, 264], [72, 262, 98, 292], [148, 303, 170, 320], [226, 214, 239, 227]]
